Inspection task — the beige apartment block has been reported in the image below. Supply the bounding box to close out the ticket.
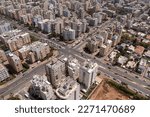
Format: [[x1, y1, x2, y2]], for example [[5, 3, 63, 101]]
[[0, 31, 31, 52], [30, 41, 50, 61], [18, 46, 30, 60], [27, 52, 36, 64], [7, 53, 23, 73]]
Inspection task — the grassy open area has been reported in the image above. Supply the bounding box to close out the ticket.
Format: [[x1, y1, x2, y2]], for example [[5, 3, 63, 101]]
[[22, 62, 30, 73], [107, 80, 148, 100], [30, 35, 39, 42]]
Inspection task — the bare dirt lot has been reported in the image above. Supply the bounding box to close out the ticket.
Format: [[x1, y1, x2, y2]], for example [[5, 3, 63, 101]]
[[90, 78, 129, 100]]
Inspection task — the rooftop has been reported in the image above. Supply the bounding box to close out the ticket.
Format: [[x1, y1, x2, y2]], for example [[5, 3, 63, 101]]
[[146, 35, 150, 40], [55, 77, 78, 99], [134, 46, 145, 55], [118, 56, 128, 65], [82, 60, 98, 73], [144, 50, 150, 58]]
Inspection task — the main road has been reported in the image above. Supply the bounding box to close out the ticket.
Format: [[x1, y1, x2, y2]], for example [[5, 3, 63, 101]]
[[0, 59, 51, 98], [59, 46, 150, 95]]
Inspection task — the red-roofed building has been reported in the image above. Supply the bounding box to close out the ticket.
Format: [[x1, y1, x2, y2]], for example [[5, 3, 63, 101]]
[[134, 46, 145, 55]]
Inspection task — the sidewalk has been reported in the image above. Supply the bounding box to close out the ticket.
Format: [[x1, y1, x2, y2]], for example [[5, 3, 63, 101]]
[[0, 74, 22, 89]]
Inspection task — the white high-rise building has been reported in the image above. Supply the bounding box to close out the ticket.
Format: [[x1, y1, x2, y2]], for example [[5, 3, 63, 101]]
[[30, 41, 50, 61], [67, 57, 80, 80], [79, 60, 98, 90], [63, 27, 75, 41], [0, 22, 11, 34], [45, 59, 66, 88], [0, 64, 9, 82]]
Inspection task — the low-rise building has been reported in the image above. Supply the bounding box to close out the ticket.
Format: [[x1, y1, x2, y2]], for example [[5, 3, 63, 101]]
[[117, 56, 128, 66], [144, 50, 150, 58], [109, 50, 118, 62], [134, 46, 145, 56], [137, 58, 147, 73], [126, 61, 136, 70], [29, 75, 55, 100], [128, 45, 135, 52], [55, 77, 80, 100]]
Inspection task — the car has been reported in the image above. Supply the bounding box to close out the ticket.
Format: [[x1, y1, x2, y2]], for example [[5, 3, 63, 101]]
[[24, 94, 29, 98], [37, 61, 41, 64], [113, 78, 116, 80], [143, 80, 146, 82], [145, 94, 150, 97], [135, 76, 139, 78], [108, 67, 111, 69], [133, 88, 138, 92], [138, 91, 142, 94], [114, 72, 118, 75]]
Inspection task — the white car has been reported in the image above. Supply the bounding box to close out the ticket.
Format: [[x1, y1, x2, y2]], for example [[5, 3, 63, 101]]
[[24, 94, 29, 98]]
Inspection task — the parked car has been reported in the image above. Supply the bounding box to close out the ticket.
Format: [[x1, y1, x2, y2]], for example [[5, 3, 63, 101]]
[[135, 76, 139, 78]]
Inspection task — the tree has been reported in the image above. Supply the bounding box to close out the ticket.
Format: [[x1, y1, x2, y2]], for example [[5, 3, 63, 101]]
[[23, 63, 30, 69], [138, 42, 149, 49]]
